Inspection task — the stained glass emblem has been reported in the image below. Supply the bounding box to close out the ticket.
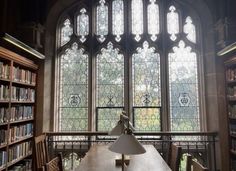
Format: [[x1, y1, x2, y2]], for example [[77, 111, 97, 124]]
[[112, 0, 124, 42], [60, 19, 73, 46], [96, 0, 108, 42], [69, 94, 81, 107], [167, 6, 179, 41], [131, 0, 144, 41], [148, 0, 160, 41], [183, 16, 196, 43], [77, 8, 89, 43]]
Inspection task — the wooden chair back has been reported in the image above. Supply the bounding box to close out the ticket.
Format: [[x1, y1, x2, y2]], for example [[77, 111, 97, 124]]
[[46, 154, 63, 171], [34, 134, 49, 170], [186, 155, 209, 171], [168, 143, 182, 171]]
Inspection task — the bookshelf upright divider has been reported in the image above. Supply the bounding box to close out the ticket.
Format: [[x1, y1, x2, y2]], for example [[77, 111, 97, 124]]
[[0, 46, 38, 171]]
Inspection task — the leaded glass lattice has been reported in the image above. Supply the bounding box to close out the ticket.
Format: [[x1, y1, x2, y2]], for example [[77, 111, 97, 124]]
[[132, 41, 161, 132], [132, 41, 161, 106], [96, 0, 108, 42], [168, 40, 200, 131], [59, 43, 88, 131], [167, 6, 179, 41], [77, 8, 89, 43], [131, 0, 143, 41], [133, 108, 161, 131], [60, 19, 73, 46], [184, 16, 196, 43], [96, 42, 124, 131], [96, 42, 124, 107], [148, 0, 160, 41], [112, 0, 124, 42]]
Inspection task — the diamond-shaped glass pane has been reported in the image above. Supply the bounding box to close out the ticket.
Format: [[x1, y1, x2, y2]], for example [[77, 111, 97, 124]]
[[131, 0, 143, 41], [148, 0, 160, 41], [77, 8, 89, 43]]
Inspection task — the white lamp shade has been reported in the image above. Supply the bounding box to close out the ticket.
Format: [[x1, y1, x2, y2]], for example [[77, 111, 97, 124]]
[[109, 122, 124, 135], [109, 134, 146, 155]]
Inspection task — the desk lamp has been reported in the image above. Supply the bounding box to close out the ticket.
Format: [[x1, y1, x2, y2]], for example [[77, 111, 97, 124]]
[[109, 111, 146, 171]]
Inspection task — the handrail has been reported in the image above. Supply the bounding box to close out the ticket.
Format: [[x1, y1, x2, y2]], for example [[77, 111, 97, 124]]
[[44, 131, 218, 136]]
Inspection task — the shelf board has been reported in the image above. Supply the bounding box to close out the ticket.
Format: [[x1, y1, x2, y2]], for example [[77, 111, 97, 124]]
[[231, 134, 236, 138], [231, 149, 236, 156], [0, 100, 9, 103], [9, 136, 33, 146], [11, 101, 35, 104], [229, 116, 236, 120], [7, 152, 32, 168], [0, 77, 10, 82], [0, 143, 7, 149], [12, 81, 36, 87], [0, 122, 8, 126], [0, 165, 6, 171], [9, 118, 34, 124]]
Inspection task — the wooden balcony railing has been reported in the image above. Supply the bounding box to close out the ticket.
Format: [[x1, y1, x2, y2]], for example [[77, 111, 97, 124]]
[[45, 131, 217, 171]]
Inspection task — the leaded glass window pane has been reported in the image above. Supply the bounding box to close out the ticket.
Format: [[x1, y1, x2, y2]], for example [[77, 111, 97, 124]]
[[183, 16, 196, 43], [77, 8, 89, 43], [132, 41, 161, 107], [168, 40, 200, 131], [132, 41, 161, 132], [59, 43, 88, 131], [133, 108, 161, 131], [60, 19, 73, 46], [148, 0, 160, 41], [97, 108, 123, 131], [131, 0, 143, 41], [112, 0, 124, 42], [96, 42, 124, 131], [167, 6, 179, 41], [97, 42, 124, 107], [96, 0, 108, 42]]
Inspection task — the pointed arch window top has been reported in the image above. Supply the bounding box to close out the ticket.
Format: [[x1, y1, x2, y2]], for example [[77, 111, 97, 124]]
[[96, 0, 109, 43], [184, 16, 196, 43], [77, 8, 89, 43], [60, 19, 73, 46], [148, 0, 160, 41], [131, 0, 144, 42], [167, 6, 179, 41]]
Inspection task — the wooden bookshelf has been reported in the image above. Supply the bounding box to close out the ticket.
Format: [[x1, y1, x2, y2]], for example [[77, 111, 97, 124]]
[[225, 56, 236, 170], [0, 46, 38, 170]]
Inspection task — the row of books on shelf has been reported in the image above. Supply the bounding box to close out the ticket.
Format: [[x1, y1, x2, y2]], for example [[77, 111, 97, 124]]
[[0, 129, 7, 146], [11, 87, 35, 102], [13, 67, 36, 85], [8, 141, 32, 163], [0, 85, 35, 102], [0, 85, 9, 100], [9, 124, 33, 143], [0, 62, 10, 80], [232, 139, 236, 151], [0, 151, 7, 168], [8, 159, 32, 171], [226, 68, 236, 81], [228, 87, 236, 98], [228, 105, 236, 118], [0, 106, 34, 124]]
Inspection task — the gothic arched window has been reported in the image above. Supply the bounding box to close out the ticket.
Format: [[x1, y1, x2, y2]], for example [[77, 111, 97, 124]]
[[56, 0, 202, 132]]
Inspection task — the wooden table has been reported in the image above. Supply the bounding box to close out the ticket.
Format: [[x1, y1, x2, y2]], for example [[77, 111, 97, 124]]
[[77, 144, 171, 171]]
